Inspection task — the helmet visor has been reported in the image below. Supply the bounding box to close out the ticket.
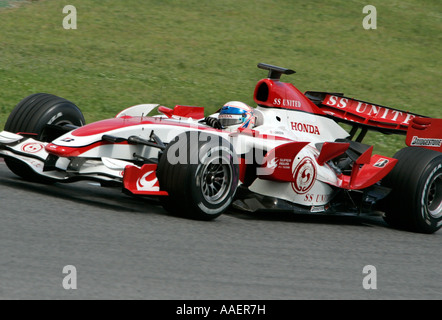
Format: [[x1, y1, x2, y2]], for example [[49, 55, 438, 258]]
[[218, 114, 244, 127]]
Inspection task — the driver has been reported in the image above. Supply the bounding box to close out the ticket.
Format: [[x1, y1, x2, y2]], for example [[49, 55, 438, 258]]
[[205, 101, 256, 131]]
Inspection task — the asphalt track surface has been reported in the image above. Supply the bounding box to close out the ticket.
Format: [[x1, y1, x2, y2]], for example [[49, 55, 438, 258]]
[[0, 160, 440, 300]]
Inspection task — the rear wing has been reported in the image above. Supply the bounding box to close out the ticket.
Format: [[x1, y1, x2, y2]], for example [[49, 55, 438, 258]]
[[305, 91, 442, 152]]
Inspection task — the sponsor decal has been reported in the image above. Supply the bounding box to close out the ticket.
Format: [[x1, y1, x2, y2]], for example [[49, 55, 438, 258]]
[[273, 98, 301, 108], [266, 158, 279, 170], [310, 205, 325, 213], [47, 112, 63, 125], [61, 137, 75, 142], [373, 158, 389, 168], [21, 142, 45, 154], [304, 193, 331, 203], [136, 171, 160, 191], [292, 157, 317, 194], [410, 136, 442, 147], [277, 158, 292, 170], [266, 157, 293, 171], [290, 122, 320, 135], [323, 95, 416, 125]]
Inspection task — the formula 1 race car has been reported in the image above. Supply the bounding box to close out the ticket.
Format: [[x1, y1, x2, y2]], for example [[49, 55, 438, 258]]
[[0, 63, 441, 233]]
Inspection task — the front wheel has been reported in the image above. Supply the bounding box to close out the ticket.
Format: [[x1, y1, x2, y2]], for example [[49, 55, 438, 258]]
[[157, 131, 239, 220], [382, 147, 442, 234], [3, 93, 85, 183]]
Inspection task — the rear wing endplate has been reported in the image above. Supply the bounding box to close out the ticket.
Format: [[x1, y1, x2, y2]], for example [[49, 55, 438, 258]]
[[406, 118, 442, 152]]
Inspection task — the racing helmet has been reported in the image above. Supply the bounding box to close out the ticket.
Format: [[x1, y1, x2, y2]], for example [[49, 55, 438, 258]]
[[218, 101, 255, 130]]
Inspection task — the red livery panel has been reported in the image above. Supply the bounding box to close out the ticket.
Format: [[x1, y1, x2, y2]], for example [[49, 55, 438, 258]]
[[123, 164, 168, 196], [258, 141, 309, 182], [253, 78, 326, 115]]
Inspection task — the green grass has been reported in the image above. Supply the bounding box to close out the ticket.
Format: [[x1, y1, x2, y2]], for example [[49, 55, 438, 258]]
[[0, 0, 441, 156], [0, 0, 24, 8]]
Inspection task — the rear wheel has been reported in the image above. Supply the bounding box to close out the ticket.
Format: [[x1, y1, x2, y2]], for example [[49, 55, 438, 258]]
[[382, 147, 442, 234], [4, 93, 85, 183], [157, 131, 239, 220]]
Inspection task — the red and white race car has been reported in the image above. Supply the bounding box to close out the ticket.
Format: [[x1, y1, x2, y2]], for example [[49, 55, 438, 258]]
[[1, 63, 441, 233]]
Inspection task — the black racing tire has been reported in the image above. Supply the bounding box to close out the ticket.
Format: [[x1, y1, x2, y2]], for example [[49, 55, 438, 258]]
[[382, 147, 442, 234], [157, 131, 239, 220], [4, 93, 85, 183]]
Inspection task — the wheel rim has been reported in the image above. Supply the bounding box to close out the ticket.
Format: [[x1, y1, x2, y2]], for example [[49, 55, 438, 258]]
[[200, 159, 232, 205], [426, 172, 442, 219]]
